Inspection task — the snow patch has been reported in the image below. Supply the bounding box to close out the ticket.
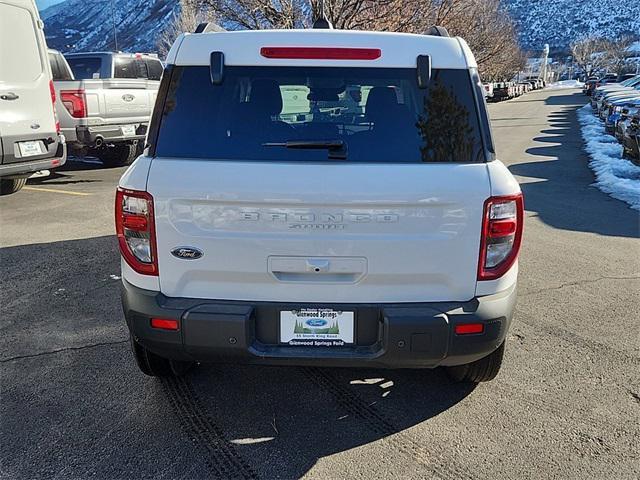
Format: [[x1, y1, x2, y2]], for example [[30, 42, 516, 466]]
[[577, 105, 640, 210], [547, 80, 584, 90]]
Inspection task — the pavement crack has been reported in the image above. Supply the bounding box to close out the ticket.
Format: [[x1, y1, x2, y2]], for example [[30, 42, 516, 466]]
[[0, 340, 128, 363], [521, 276, 640, 297], [628, 389, 640, 405]]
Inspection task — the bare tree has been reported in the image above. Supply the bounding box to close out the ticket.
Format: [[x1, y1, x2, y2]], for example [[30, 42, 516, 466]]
[[571, 36, 611, 78], [200, 0, 307, 30], [157, 0, 217, 57], [201, 0, 525, 81], [604, 35, 634, 75]]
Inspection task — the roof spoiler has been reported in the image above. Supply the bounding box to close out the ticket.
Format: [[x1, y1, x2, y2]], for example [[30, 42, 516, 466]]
[[424, 26, 450, 37], [194, 22, 226, 34]]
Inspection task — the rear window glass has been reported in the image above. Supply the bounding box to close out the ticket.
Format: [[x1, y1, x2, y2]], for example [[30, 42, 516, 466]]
[[146, 59, 163, 80], [0, 4, 42, 83], [114, 57, 139, 78], [67, 57, 102, 79], [155, 66, 486, 163]]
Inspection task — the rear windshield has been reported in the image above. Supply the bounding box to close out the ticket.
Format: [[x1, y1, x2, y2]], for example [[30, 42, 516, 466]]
[[114, 57, 163, 80], [155, 66, 487, 163], [67, 57, 102, 79]]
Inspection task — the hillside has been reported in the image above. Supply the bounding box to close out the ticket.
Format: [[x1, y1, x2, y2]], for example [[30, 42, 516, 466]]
[[40, 0, 640, 54], [504, 0, 640, 52], [41, 0, 176, 53]]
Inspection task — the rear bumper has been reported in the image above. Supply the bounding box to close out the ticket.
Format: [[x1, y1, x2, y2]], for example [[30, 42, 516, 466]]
[[122, 280, 517, 369], [0, 139, 66, 178], [71, 123, 147, 148]]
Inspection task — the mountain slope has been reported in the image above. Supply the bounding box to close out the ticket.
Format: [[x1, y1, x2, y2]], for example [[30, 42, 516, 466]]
[[40, 0, 640, 54], [42, 0, 177, 53], [504, 0, 640, 51]]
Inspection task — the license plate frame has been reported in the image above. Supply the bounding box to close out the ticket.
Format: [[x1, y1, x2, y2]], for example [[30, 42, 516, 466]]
[[18, 140, 44, 157], [121, 124, 137, 136], [280, 308, 355, 347]]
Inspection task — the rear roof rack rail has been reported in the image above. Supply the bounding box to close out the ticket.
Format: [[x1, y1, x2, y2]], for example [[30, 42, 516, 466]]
[[425, 26, 450, 37], [194, 22, 226, 34]]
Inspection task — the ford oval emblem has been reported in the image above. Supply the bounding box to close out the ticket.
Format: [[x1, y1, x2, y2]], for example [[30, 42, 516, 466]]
[[305, 319, 328, 328], [171, 247, 203, 260], [122, 94, 135, 102]]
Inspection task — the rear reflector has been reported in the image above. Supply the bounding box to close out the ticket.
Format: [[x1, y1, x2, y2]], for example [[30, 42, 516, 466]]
[[455, 323, 484, 335], [151, 318, 179, 331], [260, 47, 381, 60]]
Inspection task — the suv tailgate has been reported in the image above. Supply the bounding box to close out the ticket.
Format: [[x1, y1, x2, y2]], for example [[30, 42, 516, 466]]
[[148, 160, 489, 303]]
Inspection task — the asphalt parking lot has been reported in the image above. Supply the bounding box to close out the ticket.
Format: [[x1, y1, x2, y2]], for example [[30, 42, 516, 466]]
[[1, 89, 639, 479]]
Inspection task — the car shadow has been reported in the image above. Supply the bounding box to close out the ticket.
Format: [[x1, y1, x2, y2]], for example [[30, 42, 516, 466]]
[[1, 235, 476, 479], [507, 91, 640, 238]]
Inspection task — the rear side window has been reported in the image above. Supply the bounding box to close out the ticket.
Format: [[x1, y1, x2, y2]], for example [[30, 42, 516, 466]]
[[155, 66, 486, 163], [67, 57, 102, 79], [49, 53, 73, 81], [114, 57, 139, 79], [146, 59, 163, 80], [0, 4, 42, 83]]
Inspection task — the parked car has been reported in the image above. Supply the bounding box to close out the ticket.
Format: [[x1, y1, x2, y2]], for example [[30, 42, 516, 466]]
[[492, 82, 512, 101], [591, 76, 640, 112], [615, 103, 640, 143], [0, 0, 66, 195], [52, 52, 162, 166], [583, 79, 598, 96], [621, 113, 640, 163], [605, 97, 640, 135], [118, 25, 523, 383], [483, 82, 494, 99]]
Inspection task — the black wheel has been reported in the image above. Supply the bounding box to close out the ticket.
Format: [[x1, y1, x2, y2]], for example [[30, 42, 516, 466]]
[[97, 143, 137, 167], [446, 341, 505, 383], [130, 335, 194, 377], [0, 177, 27, 195]]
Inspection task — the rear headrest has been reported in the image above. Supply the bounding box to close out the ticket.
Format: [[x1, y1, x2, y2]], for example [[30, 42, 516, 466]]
[[366, 87, 399, 121], [249, 79, 283, 116]]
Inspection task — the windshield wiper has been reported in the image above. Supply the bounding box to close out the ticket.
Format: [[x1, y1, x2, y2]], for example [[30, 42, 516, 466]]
[[263, 140, 347, 160]]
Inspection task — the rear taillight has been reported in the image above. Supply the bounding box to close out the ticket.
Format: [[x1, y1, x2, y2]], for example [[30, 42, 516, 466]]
[[115, 188, 158, 276], [60, 89, 86, 118], [49, 80, 60, 134], [478, 194, 524, 281]]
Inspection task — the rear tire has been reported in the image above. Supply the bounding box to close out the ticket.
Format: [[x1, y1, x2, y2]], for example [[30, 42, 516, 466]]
[[130, 335, 194, 377], [97, 143, 137, 167], [0, 177, 27, 195], [446, 341, 505, 383]]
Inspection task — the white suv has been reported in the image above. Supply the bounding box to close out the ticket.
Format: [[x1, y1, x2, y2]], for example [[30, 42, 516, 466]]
[[117, 27, 523, 383]]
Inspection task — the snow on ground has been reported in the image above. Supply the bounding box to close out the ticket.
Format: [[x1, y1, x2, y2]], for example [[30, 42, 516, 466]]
[[547, 80, 584, 89], [577, 104, 640, 210]]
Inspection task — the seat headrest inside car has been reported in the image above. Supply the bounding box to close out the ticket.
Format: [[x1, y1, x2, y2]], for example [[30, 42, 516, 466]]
[[249, 79, 283, 116], [366, 87, 399, 122]]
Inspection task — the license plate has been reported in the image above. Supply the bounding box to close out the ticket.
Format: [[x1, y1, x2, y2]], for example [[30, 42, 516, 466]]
[[121, 125, 136, 136], [18, 141, 44, 157], [280, 309, 354, 346]]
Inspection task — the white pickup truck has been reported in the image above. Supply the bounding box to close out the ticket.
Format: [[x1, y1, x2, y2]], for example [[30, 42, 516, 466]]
[[118, 25, 523, 383], [53, 52, 161, 166]]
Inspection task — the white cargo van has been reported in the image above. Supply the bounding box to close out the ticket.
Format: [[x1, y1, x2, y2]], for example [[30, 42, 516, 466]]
[[118, 26, 523, 383], [0, 0, 66, 195]]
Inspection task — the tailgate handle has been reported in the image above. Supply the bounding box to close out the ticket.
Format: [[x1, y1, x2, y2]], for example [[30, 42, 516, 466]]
[[0, 92, 19, 101]]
